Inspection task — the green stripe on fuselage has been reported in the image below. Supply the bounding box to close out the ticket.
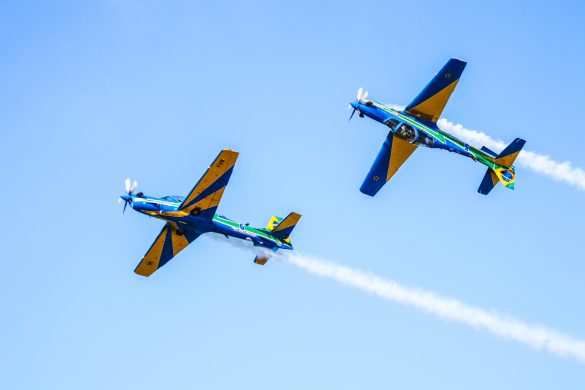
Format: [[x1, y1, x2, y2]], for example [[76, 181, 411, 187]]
[[212, 215, 282, 244], [141, 200, 285, 245], [373, 102, 446, 143], [372, 102, 507, 170]]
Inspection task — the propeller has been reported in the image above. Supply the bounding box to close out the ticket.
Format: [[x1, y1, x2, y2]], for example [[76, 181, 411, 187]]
[[349, 87, 368, 121], [120, 177, 138, 214], [357, 87, 368, 103], [125, 178, 137, 194]]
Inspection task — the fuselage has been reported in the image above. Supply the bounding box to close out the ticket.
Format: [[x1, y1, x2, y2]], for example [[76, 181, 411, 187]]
[[351, 100, 510, 172], [122, 194, 292, 251]]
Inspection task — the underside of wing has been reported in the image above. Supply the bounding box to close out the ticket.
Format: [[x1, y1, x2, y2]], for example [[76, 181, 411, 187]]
[[360, 132, 417, 196], [134, 223, 201, 277], [178, 149, 239, 219], [405, 58, 467, 123]]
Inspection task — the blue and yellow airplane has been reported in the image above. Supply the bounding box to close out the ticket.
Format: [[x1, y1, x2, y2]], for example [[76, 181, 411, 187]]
[[349, 58, 526, 195], [120, 149, 301, 277]]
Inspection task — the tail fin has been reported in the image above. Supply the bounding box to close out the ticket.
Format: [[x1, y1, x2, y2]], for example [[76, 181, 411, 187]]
[[494, 138, 526, 167], [477, 138, 525, 195], [268, 212, 301, 240], [477, 168, 501, 195], [266, 215, 282, 231]]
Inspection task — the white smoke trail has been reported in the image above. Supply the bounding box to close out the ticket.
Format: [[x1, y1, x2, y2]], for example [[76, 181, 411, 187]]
[[387, 104, 585, 190], [437, 118, 585, 191], [280, 252, 585, 365], [205, 228, 585, 363]]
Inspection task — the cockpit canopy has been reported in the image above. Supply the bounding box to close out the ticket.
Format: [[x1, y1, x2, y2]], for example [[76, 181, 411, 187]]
[[387, 120, 435, 148], [162, 195, 185, 203]]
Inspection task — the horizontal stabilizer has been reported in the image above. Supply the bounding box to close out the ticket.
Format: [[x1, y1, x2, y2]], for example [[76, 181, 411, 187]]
[[477, 168, 499, 195], [480, 146, 498, 158], [271, 212, 301, 240], [494, 138, 526, 167]]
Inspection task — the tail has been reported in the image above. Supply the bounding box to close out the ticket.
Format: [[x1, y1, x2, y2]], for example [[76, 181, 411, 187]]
[[478, 138, 526, 195], [266, 212, 302, 242], [254, 213, 301, 266]]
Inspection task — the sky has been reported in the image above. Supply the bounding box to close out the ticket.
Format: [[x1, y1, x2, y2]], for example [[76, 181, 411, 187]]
[[1, 0, 585, 388]]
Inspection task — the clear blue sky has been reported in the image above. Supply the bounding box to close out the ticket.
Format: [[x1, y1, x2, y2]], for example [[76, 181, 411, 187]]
[[2, 1, 585, 388]]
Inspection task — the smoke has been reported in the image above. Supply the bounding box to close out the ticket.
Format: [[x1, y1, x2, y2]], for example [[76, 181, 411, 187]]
[[385, 104, 585, 190], [437, 118, 585, 191], [206, 234, 585, 364], [279, 252, 585, 365]]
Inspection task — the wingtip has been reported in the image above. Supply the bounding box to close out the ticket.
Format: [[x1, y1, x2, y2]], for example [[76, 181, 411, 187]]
[[134, 268, 153, 277], [359, 188, 377, 197], [134, 259, 156, 277], [449, 57, 467, 65]]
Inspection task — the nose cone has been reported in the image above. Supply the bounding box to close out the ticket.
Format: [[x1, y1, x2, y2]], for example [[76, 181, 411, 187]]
[[120, 195, 132, 202], [350, 101, 360, 110]]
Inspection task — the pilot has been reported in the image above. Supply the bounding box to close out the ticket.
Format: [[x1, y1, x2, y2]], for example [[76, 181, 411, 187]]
[[399, 125, 414, 140]]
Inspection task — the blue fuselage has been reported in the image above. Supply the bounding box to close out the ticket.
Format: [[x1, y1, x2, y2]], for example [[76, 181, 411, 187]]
[[351, 100, 491, 162], [123, 195, 292, 251]]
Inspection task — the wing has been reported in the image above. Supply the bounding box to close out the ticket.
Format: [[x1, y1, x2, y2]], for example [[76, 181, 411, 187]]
[[178, 149, 239, 219], [134, 223, 201, 277], [405, 58, 466, 123], [360, 132, 417, 196]]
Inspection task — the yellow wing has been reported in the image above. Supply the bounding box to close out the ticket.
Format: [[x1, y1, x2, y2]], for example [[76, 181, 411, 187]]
[[387, 137, 417, 182], [405, 58, 466, 123], [178, 149, 239, 218], [360, 135, 417, 196], [134, 223, 201, 277]]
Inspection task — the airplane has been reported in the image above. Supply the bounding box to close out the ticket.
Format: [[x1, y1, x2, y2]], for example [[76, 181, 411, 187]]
[[119, 149, 301, 277], [349, 58, 526, 196]]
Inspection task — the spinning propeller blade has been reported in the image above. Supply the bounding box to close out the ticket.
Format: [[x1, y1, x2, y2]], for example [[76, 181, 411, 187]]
[[121, 177, 138, 215], [350, 87, 368, 121], [356, 87, 368, 103]]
